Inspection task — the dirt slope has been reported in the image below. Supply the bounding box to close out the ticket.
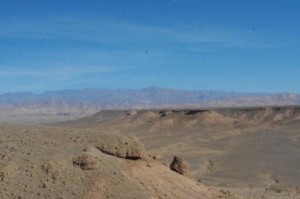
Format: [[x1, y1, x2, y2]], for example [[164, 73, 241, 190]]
[[0, 123, 229, 199]]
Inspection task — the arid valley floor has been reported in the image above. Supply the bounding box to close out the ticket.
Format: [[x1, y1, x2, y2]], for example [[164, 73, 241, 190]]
[[1, 106, 300, 198]]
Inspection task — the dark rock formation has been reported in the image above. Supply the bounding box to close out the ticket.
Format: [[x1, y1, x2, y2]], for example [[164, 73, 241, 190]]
[[170, 156, 191, 177]]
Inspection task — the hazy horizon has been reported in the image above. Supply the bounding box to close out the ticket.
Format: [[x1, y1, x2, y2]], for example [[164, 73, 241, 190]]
[[1, 86, 300, 96], [1, 1, 300, 93]]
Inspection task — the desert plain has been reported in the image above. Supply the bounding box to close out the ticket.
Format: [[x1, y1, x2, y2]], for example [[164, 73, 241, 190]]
[[1, 106, 300, 198]]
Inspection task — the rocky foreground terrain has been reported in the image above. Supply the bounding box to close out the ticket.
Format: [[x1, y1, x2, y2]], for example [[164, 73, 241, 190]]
[[0, 123, 233, 199]]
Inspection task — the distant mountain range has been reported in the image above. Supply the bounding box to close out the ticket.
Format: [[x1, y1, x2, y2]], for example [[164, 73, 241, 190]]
[[0, 87, 300, 124]]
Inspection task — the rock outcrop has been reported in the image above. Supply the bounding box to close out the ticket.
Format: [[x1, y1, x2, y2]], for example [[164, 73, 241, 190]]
[[96, 135, 145, 160], [170, 156, 191, 177], [73, 154, 97, 170]]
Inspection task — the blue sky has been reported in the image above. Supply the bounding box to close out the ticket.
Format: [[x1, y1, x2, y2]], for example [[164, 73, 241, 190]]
[[0, 0, 300, 93]]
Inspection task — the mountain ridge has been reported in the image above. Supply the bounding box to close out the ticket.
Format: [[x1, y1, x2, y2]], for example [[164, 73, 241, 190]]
[[0, 87, 300, 124], [1, 87, 299, 105]]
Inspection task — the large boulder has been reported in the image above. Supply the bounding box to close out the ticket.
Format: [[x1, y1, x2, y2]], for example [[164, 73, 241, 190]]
[[170, 156, 191, 177], [96, 135, 145, 160]]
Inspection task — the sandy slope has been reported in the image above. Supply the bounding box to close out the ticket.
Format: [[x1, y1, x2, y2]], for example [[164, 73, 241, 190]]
[[0, 123, 230, 199]]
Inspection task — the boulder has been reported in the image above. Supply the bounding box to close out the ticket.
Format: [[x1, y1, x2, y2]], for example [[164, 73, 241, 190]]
[[169, 156, 191, 177]]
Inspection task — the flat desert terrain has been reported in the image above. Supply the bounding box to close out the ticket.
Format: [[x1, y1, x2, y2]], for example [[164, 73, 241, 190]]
[[1, 106, 300, 198]]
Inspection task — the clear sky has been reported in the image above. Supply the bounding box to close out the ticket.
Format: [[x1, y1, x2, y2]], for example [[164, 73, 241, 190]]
[[0, 0, 300, 93]]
